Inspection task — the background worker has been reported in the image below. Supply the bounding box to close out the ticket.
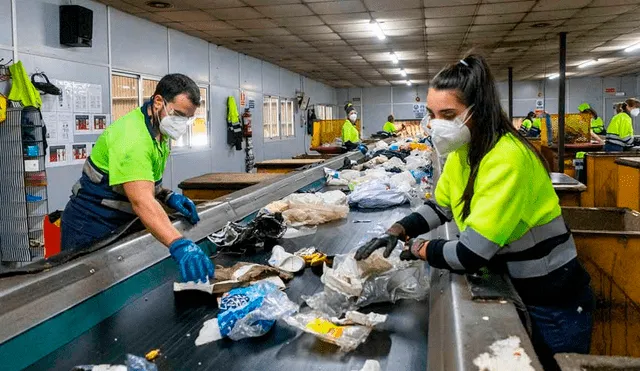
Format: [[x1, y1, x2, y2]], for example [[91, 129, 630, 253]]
[[614, 102, 624, 114], [578, 102, 605, 135], [355, 55, 593, 371], [342, 102, 360, 150], [60, 73, 214, 283], [382, 114, 405, 135], [605, 98, 640, 152], [519, 111, 535, 135]]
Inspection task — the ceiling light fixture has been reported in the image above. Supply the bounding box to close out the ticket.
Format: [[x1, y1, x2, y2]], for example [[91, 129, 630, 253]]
[[624, 43, 640, 53], [400, 69, 407, 77], [390, 52, 399, 64], [548, 73, 559, 80], [406, 80, 412, 86], [578, 59, 597, 68], [145, 1, 173, 9], [370, 20, 386, 41]]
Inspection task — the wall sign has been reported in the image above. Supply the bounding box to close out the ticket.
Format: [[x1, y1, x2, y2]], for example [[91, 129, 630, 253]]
[[605, 87, 616, 93]]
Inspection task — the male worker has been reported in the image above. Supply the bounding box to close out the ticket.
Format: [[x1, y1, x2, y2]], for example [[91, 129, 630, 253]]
[[382, 115, 396, 134], [578, 102, 605, 135], [60, 73, 214, 283], [342, 102, 360, 150]]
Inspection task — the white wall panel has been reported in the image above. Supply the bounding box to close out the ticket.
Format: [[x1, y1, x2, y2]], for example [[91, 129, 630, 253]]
[[17, 0, 109, 66], [210, 45, 239, 89], [111, 9, 168, 76], [262, 62, 279, 95], [168, 30, 209, 84], [240, 55, 262, 92], [0, 0, 13, 47]]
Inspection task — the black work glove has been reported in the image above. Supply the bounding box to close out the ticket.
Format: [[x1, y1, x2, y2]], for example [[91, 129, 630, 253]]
[[355, 223, 406, 260], [400, 238, 429, 261]]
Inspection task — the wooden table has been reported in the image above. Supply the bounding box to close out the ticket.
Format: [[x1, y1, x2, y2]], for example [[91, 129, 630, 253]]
[[541, 143, 603, 178], [582, 152, 640, 208], [178, 172, 282, 200], [616, 157, 640, 211], [551, 172, 586, 206], [254, 159, 325, 174]]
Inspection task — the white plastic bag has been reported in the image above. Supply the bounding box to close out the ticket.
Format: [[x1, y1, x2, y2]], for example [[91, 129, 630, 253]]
[[389, 171, 416, 193], [382, 156, 406, 171], [348, 180, 408, 209], [284, 311, 371, 352]]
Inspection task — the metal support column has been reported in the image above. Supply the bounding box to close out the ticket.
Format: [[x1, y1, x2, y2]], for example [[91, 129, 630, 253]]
[[508, 67, 513, 121], [558, 32, 567, 173]]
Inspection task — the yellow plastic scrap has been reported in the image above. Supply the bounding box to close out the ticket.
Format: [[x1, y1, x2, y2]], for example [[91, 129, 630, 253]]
[[145, 349, 161, 361]]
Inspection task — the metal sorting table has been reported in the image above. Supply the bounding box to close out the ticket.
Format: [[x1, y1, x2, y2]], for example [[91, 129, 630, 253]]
[[178, 172, 284, 201], [254, 159, 325, 174], [26, 207, 431, 371], [551, 172, 586, 207]]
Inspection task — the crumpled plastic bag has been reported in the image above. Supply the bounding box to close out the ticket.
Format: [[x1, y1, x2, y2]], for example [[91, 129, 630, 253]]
[[303, 249, 429, 317], [208, 211, 287, 252], [73, 354, 157, 371], [389, 171, 416, 193], [195, 282, 298, 345], [382, 156, 406, 171], [264, 191, 350, 226], [284, 311, 371, 352], [348, 180, 409, 209]]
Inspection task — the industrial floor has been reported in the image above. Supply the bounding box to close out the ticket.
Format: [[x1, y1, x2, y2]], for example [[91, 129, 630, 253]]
[[27, 205, 430, 371]]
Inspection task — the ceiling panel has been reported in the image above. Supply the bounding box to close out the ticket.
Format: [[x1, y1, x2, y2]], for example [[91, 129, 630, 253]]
[[272, 16, 325, 26], [205, 7, 263, 20], [257, 4, 314, 17], [287, 25, 334, 34], [477, 1, 534, 15], [307, 1, 367, 14], [531, 0, 591, 11], [425, 17, 474, 27], [98, 0, 640, 86], [322, 13, 371, 24], [424, 5, 477, 18], [474, 13, 525, 24]]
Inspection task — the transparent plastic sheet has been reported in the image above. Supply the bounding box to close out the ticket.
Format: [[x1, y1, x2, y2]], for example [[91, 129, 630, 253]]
[[347, 180, 409, 209], [282, 225, 318, 239], [72, 354, 156, 371], [304, 249, 429, 317], [284, 311, 371, 352]]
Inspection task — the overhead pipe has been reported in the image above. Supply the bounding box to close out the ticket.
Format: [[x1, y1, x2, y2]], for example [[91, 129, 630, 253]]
[[508, 67, 513, 122]]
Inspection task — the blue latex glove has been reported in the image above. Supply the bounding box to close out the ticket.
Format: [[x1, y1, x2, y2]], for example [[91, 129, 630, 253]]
[[166, 192, 200, 224], [169, 238, 215, 283]]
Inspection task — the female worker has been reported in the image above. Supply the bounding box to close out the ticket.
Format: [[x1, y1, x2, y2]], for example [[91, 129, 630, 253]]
[[342, 102, 360, 150], [519, 111, 535, 136], [604, 98, 640, 152], [355, 55, 593, 371], [578, 103, 605, 135]]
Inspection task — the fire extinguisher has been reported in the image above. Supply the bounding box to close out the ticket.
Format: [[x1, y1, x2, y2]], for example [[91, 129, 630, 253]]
[[242, 108, 252, 137]]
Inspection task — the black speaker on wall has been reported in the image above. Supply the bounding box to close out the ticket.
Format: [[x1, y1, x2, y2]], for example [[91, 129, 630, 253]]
[[59, 5, 93, 47]]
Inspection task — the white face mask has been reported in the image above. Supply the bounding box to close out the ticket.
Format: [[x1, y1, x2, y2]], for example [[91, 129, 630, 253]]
[[428, 106, 473, 156], [158, 102, 193, 140], [349, 113, 357, 122], [631, 108, 640, 117]]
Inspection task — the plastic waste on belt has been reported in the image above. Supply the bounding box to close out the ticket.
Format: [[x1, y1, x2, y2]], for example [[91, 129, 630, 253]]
[[72, 354, 157, 371], [303, 248, 429, 317], [195, 281, 298, 344], [348, 180, 410, 209], [207, 211, 286, 253]]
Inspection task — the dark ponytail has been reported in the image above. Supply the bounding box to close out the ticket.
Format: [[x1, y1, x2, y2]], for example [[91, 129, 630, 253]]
[[431, 54, 549, 220]]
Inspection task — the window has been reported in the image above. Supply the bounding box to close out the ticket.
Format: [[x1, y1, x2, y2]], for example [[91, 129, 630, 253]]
[[281, 98, 295, 137], [263, 96, 295, 140], [263, 96, 280, 139], [315, 104, 334, 120], [111, 72, 209, 150]]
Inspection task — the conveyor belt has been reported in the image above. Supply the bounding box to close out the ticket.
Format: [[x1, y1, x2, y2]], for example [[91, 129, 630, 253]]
[[27, 206, 431, 371]]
